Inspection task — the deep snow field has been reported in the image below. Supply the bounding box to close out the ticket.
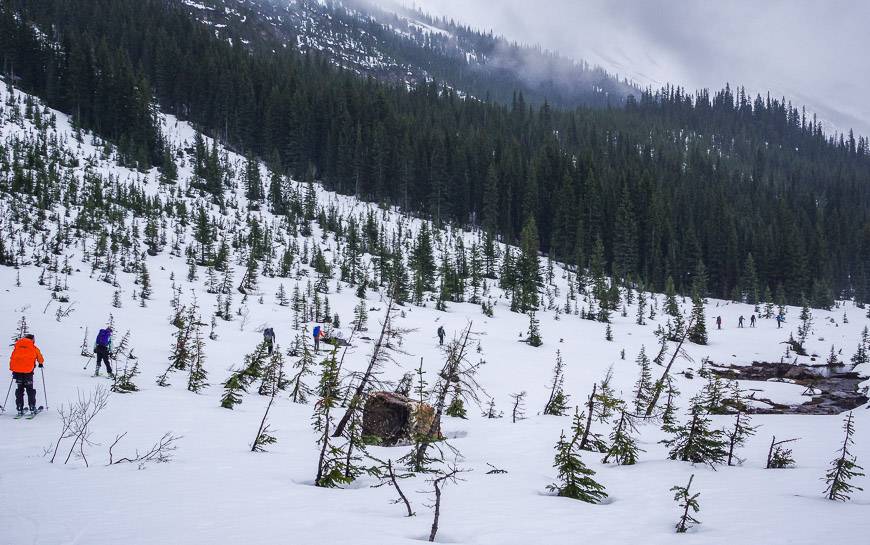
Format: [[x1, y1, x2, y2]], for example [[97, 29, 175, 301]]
[[0, 83, 868, 545]]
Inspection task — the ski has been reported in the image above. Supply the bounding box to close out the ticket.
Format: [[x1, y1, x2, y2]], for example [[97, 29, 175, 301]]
[[25, 406, 45, 419]]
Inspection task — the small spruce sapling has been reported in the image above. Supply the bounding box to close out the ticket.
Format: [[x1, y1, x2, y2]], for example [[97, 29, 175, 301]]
[[725, 411, 756, 466], [665, 403, 728, 467], [578, 386, 607, 452], [823, 412, 864, 501], [671, 474, 701, 533], [602, 409, 643, 465], [547, 417, 607, 503], [527, 311, 542, 347], [543, 350, 570, 416], [251, 357, 284, 452], [796, 294, 813, 350], [219, 343, 269, 409], [313, 349, 350, 487], [288, 331, 316, 403], [186, 310, 208, 393], [510, 391, 527, 423], [850, 327, 869, 367], [632, 346, 653, 414], [594, 367, 621, 422], [445, 385, 467, 419], [765, 436, 798, 469], [482, 398, 502, 419]]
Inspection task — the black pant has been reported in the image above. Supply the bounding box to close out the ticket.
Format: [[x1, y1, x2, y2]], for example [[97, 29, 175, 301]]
[[265, 339, 274, 355], [13, 372, 36, 411], [96, 347, 113, 374]]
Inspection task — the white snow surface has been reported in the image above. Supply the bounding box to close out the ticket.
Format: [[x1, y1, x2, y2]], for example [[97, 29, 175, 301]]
[[0, 83, 868, 545]]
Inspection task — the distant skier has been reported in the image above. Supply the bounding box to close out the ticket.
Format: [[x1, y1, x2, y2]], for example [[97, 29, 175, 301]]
[[437, 325, 446, 346], [313, 325, 322, 352], [9, 334, 44, 417], [738, 315, 745, 328], [94, 327, 114, 378], [716, 316, 722, 330], [750, 314, 757, 328], [776, 313, 785, 329], [263, 327, 276, 355]]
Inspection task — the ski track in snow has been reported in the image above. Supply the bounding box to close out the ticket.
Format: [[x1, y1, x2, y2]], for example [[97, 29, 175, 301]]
[[0, 83, 868, 545]]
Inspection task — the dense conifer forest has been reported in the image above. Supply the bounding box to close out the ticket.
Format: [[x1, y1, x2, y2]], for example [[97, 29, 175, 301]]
[[2, 0, 869, 308]]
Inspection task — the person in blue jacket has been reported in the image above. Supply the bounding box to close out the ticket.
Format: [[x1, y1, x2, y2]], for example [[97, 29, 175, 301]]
[[313, 325, 321, 352]]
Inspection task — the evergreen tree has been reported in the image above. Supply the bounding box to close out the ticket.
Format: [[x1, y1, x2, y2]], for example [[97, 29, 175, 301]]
[[313, 349, 350, 488], [766, 436, 798, 469], [660, 377, 681, 434], [688, 290, 707, 345], [796, 294, 813, 349], [665, 405, 728, 467], [671, 475, 701, 533], [289, 332, 316, 403], [547, 427, 607, 503], [251, 353, 284, 453], [851, 327, 869, 367], [411, 223, 436, 303], [632, 346, 653, 414], [594, 367, 622, 422], [244, 152, 263, 205], [219, 344, 268, 409], [699, 374, 728, 415], [825, 345, 841, 367], [725, 411, 756, 466], [823, 412, 865, 501], [543, 350, 570, 416], [526, 311, 542, 347], [612, 184, 638, 281], [665, 276, 680, 317], [445, 385, 467, 419], [138, 262, 152, 303], [739, 253, 759, 304], [602, 410, 643, 465], [157, 314, 191, 386], [516, 216, 542, 313], [186, 310, 208, 393], [635, 286, 647, 326]]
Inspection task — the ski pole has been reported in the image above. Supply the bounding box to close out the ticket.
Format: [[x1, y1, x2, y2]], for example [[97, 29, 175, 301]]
[[40, 367, 48, 409], [82, 355, 93, 370], [1, 377, 12, 412]]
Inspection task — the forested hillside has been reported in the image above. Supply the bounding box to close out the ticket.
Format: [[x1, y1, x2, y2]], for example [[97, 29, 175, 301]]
[[178, 0, 631, 108], [1, 0, 870, 307]]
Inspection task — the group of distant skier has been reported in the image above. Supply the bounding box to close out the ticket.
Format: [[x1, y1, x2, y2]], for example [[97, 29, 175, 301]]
[[6, 305, 786, 418], [715, 312, 785, 330], [262, 324, 328, 354]]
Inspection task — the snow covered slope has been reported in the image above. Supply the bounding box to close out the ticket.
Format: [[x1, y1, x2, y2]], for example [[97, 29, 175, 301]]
[[0, 82, 867, 545]]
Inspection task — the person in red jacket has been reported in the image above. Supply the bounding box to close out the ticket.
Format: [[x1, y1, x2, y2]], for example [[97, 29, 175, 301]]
[[9, 334, 44, 416]]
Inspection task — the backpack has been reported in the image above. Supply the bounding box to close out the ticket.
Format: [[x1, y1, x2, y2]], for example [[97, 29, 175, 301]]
[[96, 328, 112, 347], [313, 326, 321, 338], [264, 328, 274, 340]]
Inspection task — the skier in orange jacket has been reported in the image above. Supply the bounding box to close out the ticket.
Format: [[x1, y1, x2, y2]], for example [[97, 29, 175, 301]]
[[9, 334, 44, 416]]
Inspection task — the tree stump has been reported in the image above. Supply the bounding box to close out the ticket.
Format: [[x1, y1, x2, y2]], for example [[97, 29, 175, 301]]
[[362, 391, 441, 446]]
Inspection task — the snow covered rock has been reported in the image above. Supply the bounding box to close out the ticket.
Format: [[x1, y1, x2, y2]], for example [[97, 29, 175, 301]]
[[361, 391, 440, 446]]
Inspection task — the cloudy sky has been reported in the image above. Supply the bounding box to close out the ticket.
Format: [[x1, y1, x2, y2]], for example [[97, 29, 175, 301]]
[[403, 0, 870, 137]]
